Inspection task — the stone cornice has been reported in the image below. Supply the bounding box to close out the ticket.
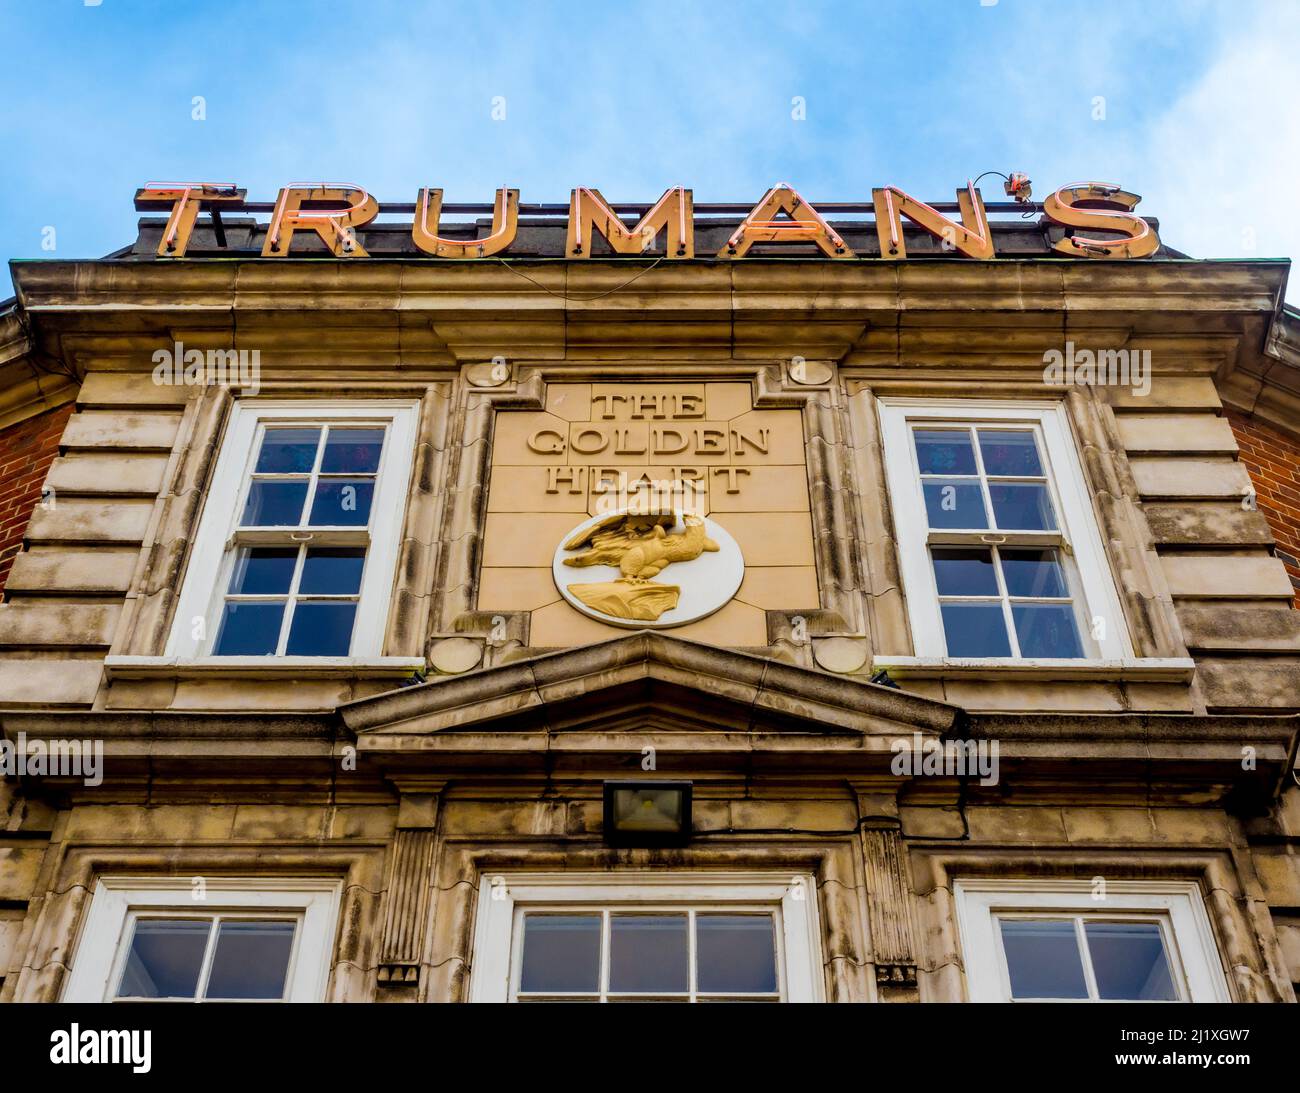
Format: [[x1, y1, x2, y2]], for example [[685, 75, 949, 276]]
[[2, 645, 1294, 805], [969, 709, 1298, 755], [7, 258, 1290, 369], [12, 257, 1286, 314], [0, 708, 339, 746], [0, 358, 77, 430], [0, 308, 78, 429], [1219, 305, 1300, 439], [0, 306, 29, 363]]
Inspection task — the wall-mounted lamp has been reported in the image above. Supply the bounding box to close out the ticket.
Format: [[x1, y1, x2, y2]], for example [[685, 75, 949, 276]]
[[602, 781, 693, 847]]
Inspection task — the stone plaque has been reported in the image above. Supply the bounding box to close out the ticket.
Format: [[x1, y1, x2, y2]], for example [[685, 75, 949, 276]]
[[480, 381, 816, 646]]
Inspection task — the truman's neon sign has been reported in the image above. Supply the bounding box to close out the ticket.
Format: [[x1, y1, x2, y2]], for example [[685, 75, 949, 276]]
[[134, 180, 1159, 261]]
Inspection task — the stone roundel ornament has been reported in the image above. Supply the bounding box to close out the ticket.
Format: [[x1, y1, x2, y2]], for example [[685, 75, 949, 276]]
[[552, 508, 744, 628]]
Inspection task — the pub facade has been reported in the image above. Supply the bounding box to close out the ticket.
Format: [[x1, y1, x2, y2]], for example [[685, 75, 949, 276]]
[[0, 181, 1298, 1003]]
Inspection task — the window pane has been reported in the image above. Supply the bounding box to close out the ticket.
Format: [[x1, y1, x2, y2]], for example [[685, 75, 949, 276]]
[[241, 480, 308, 526], [998, 919, 1089, 999], [519, 914, 601, 993], [932, 548, 999, 596], [285, 602, 356, 656], [940, 603, 1011, 657], [913, 429, 976, 475], [978, 429, 1043, 476], [1085, 922, 1178, 1001], [255, 427, 320, 473], [989, 482, 1057, 530], [117, 919, 210, 999], [1001, 549, 1069, 598], [1012, 603, 1084, 658], [298, 548, 366, 596], [213, 602, 284, 656], [696, 915, 777, 993], [227, 547, 298, 596], [321, 428, 385, 474], [922, 480, 989, 529], [609, 915, 688, 993], [203, 921, 296, 1000], [308, 478, 374, 526]]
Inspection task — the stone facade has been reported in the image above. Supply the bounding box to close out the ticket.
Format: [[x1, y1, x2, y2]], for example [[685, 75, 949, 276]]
[[0, 210, 1298, 1003]]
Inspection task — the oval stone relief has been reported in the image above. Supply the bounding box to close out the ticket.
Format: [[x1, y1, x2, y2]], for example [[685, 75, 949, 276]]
[[552, 508, 744, 628]]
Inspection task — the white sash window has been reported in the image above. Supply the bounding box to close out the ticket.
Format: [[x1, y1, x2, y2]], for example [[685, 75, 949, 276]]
[[878, 399, 1131, 662], [469, 872, 824, 1003], [62, 878, 341, 1003], [955, 879, 1230, 1002], [167, 401, 418, 659]]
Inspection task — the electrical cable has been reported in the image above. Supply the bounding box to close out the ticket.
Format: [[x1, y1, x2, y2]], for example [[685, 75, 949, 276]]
[[492, 255, 665, 301], [973, 170, 1038, 219]]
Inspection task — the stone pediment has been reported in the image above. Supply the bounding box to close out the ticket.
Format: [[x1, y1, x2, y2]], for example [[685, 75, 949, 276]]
[[339, 631, 962, 763]]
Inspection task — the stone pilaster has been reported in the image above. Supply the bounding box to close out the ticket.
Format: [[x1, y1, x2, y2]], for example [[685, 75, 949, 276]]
[[376, 779, 445, 990], [854, 786, 921, 999]]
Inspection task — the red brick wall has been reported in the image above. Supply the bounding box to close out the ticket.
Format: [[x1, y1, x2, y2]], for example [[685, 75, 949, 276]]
[[0, 403, 74, 596], [1225, 409, 1300, 607]]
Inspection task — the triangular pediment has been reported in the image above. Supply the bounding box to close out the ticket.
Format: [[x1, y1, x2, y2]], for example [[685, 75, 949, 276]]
[[340, 632, 961, 750]]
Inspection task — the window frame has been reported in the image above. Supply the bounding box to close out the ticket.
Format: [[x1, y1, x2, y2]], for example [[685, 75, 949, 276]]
[[61, 877, 342, 1003], [166, 400, 419, 660], [877, 398, 1132, 661], [468, 872, 825, 1003], [954, 878, 1230, 1003]]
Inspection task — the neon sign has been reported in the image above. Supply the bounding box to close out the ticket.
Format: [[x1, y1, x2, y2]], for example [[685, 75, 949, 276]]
[[134, 180, 1159, 261]]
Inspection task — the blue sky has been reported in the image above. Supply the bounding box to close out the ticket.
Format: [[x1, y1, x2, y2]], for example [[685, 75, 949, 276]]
[[2, 0, 1296, 299]]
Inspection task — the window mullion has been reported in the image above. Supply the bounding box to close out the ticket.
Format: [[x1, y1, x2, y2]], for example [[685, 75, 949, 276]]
[[969, 426, 998, 531], [774, 906, 788, 1002], [990, 544, 1021, 657], [1075, 917, 1102, 1000], [600, 910, 610, 1003], [193, 916, 221, 1003], [297, 426, 329, 528], [274, 544, 310, 655], [688, 908, 697, 1003]]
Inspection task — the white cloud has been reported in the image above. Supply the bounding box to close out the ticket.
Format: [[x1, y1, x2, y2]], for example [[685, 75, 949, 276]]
[[1143, 2, 1300, 301]]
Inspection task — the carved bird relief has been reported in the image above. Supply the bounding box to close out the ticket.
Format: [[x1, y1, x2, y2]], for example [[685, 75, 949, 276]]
[[560, 512, 720, 621], [562, 512, 719, 579]]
